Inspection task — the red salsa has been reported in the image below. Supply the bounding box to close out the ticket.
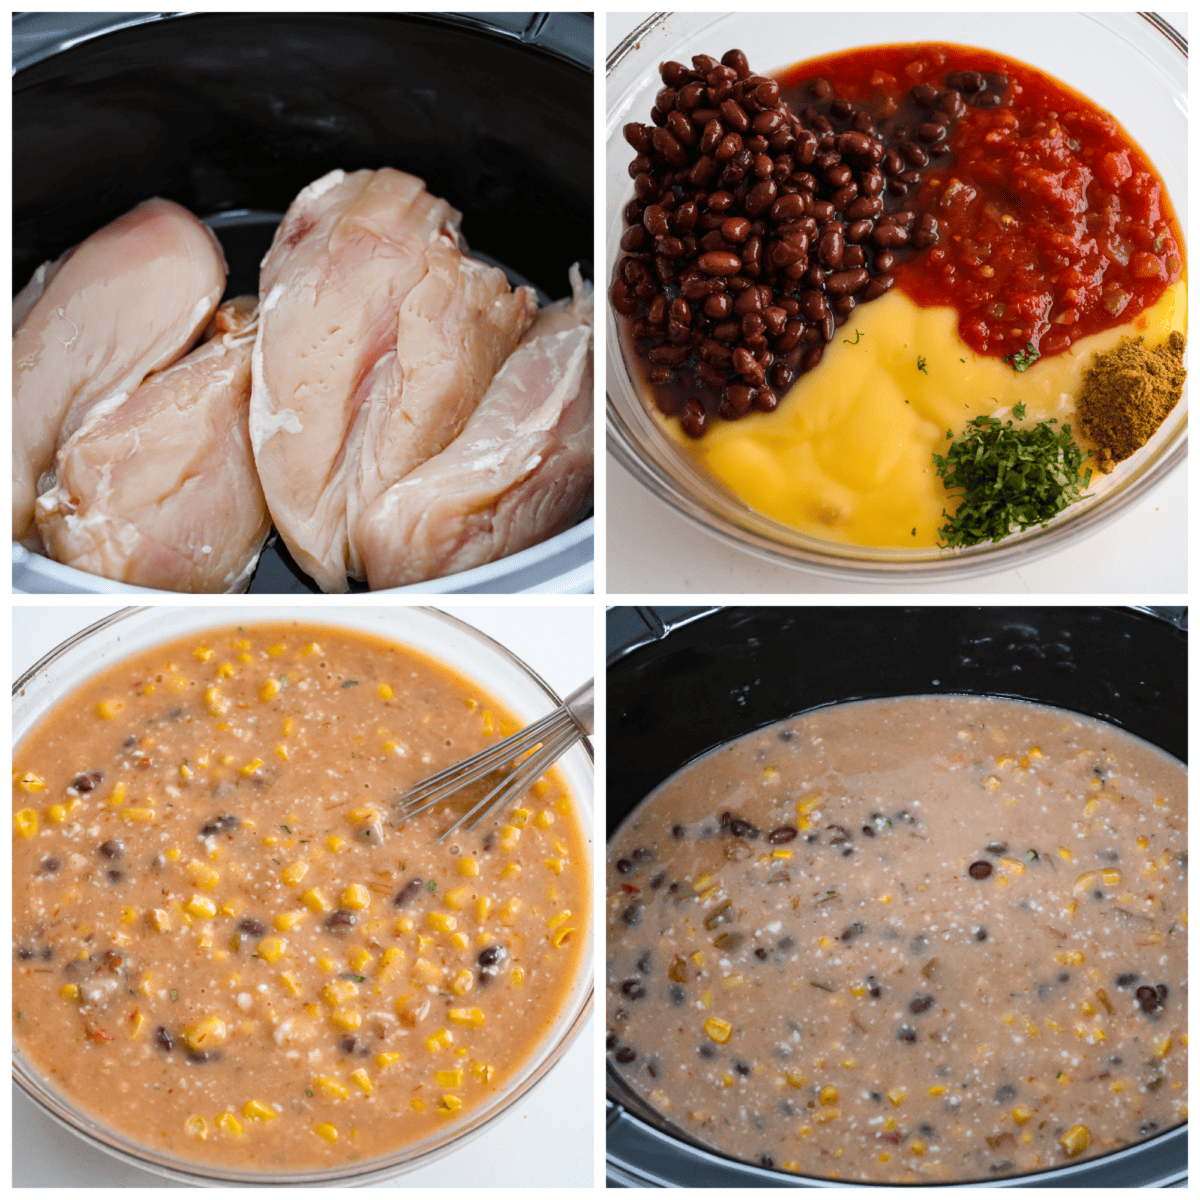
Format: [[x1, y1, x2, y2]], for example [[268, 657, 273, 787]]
[[779, 44, 1185, 363]]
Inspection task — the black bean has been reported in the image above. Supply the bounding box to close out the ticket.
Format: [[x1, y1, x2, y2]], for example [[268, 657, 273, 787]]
[[697, 1042, 717, 1059], [909, 994, 935, 1014], [326, 909, 356, 932], [866, 975, 882, 999], [200, 814, 240, 837], [1115, 972, 1140, 987], [728, 818, 760, 839], [767, 826, 797, 844], [984, 841, 1008, 855], [620, 977, 646, 1000], [946, 70, 985, 94], [974, 927, 988, 942], [237, 917, 266, 936], [1136, 985, 1164, 1014], [155, 1026, 175, 1052], [841, 922, 866, 943], [41, 856, 61, 873], [993, 1083, 1017, 1103], [393, 878, 424, 907], [614, 1046, 637, 1064], [621, 903, 642, 927], [73, 771, 103, 793], [672, 824, 687, 840], [968, 861, 993, 880], [897, 1025, 917, 1043]]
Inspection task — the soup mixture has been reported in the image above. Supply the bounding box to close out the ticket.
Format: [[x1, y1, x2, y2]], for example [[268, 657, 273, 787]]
[[14, 623, 588, 1172], [606, 696, 1186, 1183]]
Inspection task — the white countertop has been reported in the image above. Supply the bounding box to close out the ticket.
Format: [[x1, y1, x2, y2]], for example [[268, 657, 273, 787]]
[[12, 604, 595, 1188], [605, 13, 1188, 595]]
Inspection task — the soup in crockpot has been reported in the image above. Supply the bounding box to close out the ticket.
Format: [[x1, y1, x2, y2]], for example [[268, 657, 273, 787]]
[[607, 694, 1185, 1183]]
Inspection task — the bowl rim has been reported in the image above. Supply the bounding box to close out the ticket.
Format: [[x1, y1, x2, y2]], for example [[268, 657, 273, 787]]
[[12, 605, 594, 1186], [605, 12, 1188, 583]]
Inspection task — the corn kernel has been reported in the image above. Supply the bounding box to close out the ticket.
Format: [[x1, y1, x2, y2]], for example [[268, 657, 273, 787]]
[[498, 898, 522, 923], [438, 1095, 464, 1116], [215, 1111, 244, 1138], [331, 1010, 362, 1032], [149, 908, 172, 933], [257, 936, 287, 963], [238, 758, 264, 778], [15, 770, 47, 792], [444, 886, 470, 911], [314, 1122, 338, 1143], [927, 1085, 946, 1097], [45, 803, 68, 824], [376, 1052, 401, 1069], [96, 700, 123, 720], [476, 896, 492, 921], [187, 859, 221, 889], [448, 1007, 485, 1028], [1013, 1105, 1033, 1126], [300, 888, 329, 913], [704, 1017, 732, 1044], [243, 1099, 278, 1122], [457, 857, 479, 877], [425, 1027, 453, 1051], [186, 895, 217, 919], [274, 911, 305, 932], [282, 861, 309, 886], [340, 884, 370, 911], [14, 809, 38, 839], [321, 979, 358, 1007], [450, 969, 474, 996], [186, 1115, 209, 1141], [378, 683, 394, 700], [314, 1075, 350, 1101], [412, 958, 441, 985], [815, 1108, 840, 1124], [183, 1017, 227, 1052], [1060, 1124, 1091, 1157], [60, 983, 79, 1001], [435, 1068, 464, 1088], [511, 967, 524, 986], [551, 926, 576, 949], [535, 809, 555, 829], [121, 807, 155, 823], [886, 1087, 906, 1107], [259, 680, 279, 702]]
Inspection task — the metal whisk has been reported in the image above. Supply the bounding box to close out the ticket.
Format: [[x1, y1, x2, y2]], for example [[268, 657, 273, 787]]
[[395, 679, 593, 841]]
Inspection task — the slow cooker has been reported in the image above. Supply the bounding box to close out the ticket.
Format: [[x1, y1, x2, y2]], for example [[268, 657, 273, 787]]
[[13, 11, 594, 594], [606, 605, 1187, 1187]]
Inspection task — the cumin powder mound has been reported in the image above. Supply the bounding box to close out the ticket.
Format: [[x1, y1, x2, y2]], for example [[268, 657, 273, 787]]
[[1078, 331, 1187, 473]]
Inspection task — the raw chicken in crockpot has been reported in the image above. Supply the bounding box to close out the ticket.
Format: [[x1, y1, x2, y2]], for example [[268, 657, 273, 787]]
[[12, 198, 227, 539], [35, 297, 270, 593], [356, 266, 593, 588], [250, 167, 536, 593]]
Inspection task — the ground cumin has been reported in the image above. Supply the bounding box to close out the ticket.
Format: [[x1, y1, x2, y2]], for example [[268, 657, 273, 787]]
[[1078, 331, 1186, 473]]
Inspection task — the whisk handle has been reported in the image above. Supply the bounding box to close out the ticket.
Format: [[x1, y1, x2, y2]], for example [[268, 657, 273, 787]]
[[562, 679, 594, 736]]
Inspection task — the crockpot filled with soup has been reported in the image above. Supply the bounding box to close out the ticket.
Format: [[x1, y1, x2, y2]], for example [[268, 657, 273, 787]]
[[13, 607, 592, 1184], [605, 605, 1185, 1187]]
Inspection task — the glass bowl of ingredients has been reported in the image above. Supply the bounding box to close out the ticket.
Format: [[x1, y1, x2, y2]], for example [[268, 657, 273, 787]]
[[13, 606, 593, 1185], [607, 13, 1187, 582]]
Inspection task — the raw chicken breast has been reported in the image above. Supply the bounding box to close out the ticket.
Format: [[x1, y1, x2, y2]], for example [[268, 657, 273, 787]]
[[35, 297, 269, 593], [13, 198, 226, 538], [356, 266, 593, 589], [344, 230, 538, 577], [250, 168, 458, 592]]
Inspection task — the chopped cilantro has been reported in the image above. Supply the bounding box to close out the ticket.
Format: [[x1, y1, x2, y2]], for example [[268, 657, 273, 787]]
[[917, 355, 928, 374], [1003, 341, 1040, 372], [843, 329, 862, 346], [281, 825, 291, 834], [911, 528, 917, 537], [341, 680, 359, 689], [171, 989, 178, 1002], [427, 880, 437, 892], [306, 1089, 314, 1098], [934, 414, 1092, 547]]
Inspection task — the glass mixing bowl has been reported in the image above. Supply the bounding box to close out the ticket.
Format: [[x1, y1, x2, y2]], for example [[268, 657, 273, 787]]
[[607, 12, 1187, 583], [12, 606, 593, 1186]]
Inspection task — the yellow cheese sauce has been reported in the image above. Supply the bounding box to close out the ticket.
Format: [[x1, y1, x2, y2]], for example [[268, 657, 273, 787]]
[[657, 280, 1186, 548]]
